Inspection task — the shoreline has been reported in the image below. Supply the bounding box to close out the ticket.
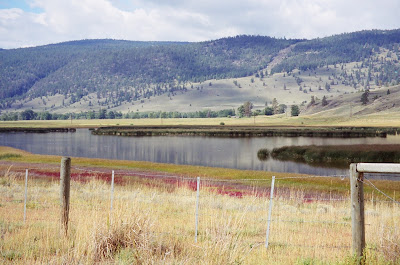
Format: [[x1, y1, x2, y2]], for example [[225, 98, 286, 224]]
[[1, 146, 400, 199], [92, 125, 395, 138]]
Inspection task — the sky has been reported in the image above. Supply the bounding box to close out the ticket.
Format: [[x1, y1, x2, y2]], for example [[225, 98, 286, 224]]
[[0, 0, 400, 49]]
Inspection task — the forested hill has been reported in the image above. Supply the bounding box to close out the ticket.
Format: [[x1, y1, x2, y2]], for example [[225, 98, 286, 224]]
[[271, 29, 400, 73], [0, 36, 296, 108], [1, 29, 400, 115]]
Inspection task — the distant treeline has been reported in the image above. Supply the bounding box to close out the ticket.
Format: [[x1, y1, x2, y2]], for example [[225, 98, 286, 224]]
[[0, 109, 236, 121]]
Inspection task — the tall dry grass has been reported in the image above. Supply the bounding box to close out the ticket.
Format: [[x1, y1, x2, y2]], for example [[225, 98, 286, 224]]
[[0, 171, 399, 264]]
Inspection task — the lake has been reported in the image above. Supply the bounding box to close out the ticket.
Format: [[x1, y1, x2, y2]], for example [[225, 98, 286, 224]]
[[2, 129, 400, 178]]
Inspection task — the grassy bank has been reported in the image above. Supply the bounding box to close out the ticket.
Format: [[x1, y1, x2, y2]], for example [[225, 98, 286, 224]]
[[91, 125, 394, 138], [1, 146, 400, 200], [0, 123, 396, 137], [2, 112, 400, 128], [270, 145, 400, 168], [0, 127, 76, 133]]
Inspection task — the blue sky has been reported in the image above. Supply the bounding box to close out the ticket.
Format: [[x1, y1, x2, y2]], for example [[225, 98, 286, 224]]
[[1, 0, 400, 49], [0, 0, 42, 13]]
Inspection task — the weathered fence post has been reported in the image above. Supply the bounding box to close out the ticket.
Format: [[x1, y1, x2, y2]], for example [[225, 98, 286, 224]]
[[350, 163, 365, 263], [60, 157, 71, 236], [265, 176, 275, 248], [23, 169, 28, 223], [195, 177, 200, 243]]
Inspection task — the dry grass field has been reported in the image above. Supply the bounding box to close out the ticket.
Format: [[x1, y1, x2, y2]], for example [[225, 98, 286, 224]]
[[0, 142, 399, 265], [1, 167, 399, 264]]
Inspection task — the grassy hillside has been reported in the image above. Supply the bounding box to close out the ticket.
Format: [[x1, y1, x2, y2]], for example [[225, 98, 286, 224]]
[[1, 30, 400, 120], [0, 36, 296, 109]]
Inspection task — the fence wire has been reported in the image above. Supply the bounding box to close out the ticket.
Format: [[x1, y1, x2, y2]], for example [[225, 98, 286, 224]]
[[2, 165, 399, 257], [362, 176, 400, 206]]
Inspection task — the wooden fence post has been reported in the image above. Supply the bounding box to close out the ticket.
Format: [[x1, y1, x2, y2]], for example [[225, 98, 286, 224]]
[[350, 163, 365, 263], [60, 157, 71, 236]]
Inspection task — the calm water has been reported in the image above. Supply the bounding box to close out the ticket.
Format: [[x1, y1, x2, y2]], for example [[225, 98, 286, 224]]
[[2, 129, 400, 177]]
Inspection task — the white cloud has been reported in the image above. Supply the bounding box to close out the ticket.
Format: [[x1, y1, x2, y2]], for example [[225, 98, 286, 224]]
[[0, 0, 399, 48]]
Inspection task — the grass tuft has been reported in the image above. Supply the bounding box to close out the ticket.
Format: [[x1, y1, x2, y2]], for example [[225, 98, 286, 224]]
[[93, 214, 184, 263], [93, 218, 150, 261]]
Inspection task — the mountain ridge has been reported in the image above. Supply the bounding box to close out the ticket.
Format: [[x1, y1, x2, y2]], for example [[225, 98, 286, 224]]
[[1, 29, 400, 118]]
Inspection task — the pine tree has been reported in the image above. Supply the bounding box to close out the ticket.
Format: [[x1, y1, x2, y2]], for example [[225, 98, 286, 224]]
[[310, 96, 315, 105], [361, 90, 369, 105], [272, 98, 279, 114], [322, 96, 328, 106], [243, 101, 253, 117]]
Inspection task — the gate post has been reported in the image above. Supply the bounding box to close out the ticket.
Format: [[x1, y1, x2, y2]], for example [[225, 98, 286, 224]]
[[350, 163, 365, 263], [60, 157, 71, 236]]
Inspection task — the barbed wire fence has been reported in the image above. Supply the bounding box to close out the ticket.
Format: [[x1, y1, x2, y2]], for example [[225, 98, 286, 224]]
[[2, 163, 400, 256]]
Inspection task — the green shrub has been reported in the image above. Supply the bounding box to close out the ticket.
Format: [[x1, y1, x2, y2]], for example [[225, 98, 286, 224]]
[[0, 154, 21, 160], [257, 149, 270, 161]]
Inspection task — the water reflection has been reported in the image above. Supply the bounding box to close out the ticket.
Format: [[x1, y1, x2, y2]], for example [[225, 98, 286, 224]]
[[2, 129, 400, 178]]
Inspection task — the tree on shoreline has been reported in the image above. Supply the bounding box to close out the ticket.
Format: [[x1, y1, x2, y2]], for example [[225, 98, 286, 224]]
[[238, 101, 253, 117], [291, 105, 300, 116]]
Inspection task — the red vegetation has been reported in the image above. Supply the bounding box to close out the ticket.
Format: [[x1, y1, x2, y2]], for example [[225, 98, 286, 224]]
[[1, 163, 343, 201]]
